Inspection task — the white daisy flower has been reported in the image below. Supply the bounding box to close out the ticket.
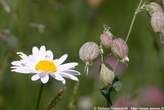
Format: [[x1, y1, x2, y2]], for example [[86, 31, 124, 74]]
[[11, 46, 80, 84]]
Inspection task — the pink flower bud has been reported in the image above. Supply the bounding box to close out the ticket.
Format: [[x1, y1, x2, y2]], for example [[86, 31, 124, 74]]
[[79, 42, 100, 63], [111, 38, 129, 62], [100, 31, 113, 48]]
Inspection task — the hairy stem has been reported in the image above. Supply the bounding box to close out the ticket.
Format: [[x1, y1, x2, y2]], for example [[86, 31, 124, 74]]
[[125, 0, 143, 42], [47, 87, 66, 110], [35, 84, 44, 110], [69, 82, 79, 110]]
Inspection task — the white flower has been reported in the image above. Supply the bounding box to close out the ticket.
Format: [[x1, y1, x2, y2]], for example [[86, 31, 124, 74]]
[[11, 46, 80, 84]]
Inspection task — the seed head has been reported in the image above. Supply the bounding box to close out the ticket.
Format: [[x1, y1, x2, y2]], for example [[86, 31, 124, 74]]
[[111, 38, 129, 62], [79, 42, 100, 63]]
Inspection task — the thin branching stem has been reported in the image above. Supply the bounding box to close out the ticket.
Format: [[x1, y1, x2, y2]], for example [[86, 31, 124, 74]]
[[114, 0, 144, 72], [125, 0, 143, 42], [35, 84, 44, 110]]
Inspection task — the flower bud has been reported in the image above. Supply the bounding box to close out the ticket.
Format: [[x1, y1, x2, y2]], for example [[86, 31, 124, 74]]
[[100, 63, 115, 86], [100, 30, 113, 48], [79, 42, 100, 63], [151, 11, 164, 33], [111, 38, 129, 62]]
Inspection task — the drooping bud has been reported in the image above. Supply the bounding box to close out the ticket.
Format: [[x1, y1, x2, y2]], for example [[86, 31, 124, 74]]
[[145, 2, 164, 45], [145, 2, 164, 32], [100, 30, 113, 49], [111, 38, 129, 62], [151, 11, 164, 33], [145, 2, 163, 15], [100, 63, 115, 86], [79, 42, 100, 75]]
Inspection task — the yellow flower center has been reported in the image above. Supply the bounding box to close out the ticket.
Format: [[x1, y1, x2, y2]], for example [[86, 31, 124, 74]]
[[35, 60, 57, 72]]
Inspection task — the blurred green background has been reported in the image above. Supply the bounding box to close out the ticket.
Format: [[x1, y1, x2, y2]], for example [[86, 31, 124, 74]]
[[0, 0, 164, 110]]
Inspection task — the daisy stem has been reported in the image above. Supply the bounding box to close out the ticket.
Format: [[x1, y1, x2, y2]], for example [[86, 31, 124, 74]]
[[35, 84, 44, 110], [125, 0, 143, 42]]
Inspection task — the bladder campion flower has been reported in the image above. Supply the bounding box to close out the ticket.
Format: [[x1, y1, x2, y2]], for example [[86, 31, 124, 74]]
[[145, 2, 164, 44], [79, 42, 99, 63], [11, 46, 80, 84], [79, 41, 100, 75], [100, 30, 113, 49], [111, 38, 129, 62]]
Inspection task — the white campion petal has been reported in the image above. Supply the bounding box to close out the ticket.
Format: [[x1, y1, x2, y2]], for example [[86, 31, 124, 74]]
[[46, 50, 53, 60], [51, 73, 66, 84], [31, 74, 40, 81], [41, 75, 49, 84], [59, 72, 79, 81], [54, 54, 68, 65], [57, 62, 78, 71]]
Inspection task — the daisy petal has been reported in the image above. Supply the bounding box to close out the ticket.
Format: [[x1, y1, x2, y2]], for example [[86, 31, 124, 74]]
[[59, 72, 79, 81], [11, 68, 31, 74], [17, 52, 27, 59], [11, 61, 22, 66], [39, 46, 46, 59], [46, 50, 53, 60], [63, 70, 80, 76], [51, 74, 66, 84], [32, 46, 39, 55], [41, 75, 49, 84], [54, 54, 68, 65], [31, 74, 40, 81], [58, 62, 78, 71], [40, 45, 46, 53]]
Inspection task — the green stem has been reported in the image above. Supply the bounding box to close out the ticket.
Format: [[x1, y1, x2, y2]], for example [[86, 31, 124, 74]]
[[69, 82, 79, 110], [47, 87, 65, 110], [113, 0, 144, 74], [35, 84, 43, 110], [125, 0, 143, 42]]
